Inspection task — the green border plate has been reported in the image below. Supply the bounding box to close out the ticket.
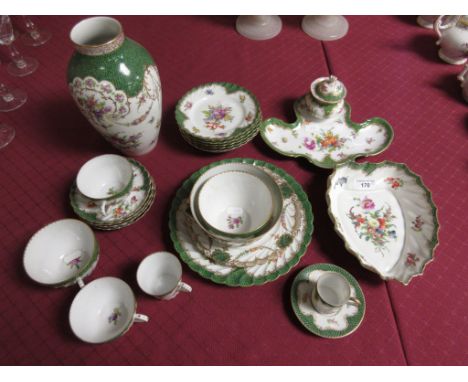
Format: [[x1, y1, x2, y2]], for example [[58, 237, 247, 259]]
[[291, 263, 366, 338], [169, 158, 314, 287]]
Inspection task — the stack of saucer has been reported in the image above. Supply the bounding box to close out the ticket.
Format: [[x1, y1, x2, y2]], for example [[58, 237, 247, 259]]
[[70, 154, 156, 230], [175, 82, 262, 153]]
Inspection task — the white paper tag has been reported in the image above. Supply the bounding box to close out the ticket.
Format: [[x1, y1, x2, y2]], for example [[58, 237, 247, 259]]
[[354, 179, 376, 190]]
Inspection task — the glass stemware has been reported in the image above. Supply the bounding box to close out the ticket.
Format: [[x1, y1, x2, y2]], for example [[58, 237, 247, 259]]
[[0, 81, 27, 112], [301, 16, 349, 41], [0, 15, 39, 76], [236, 16, 282, 40], [0, 123, 15, 149], [20, 16, 52, 46]]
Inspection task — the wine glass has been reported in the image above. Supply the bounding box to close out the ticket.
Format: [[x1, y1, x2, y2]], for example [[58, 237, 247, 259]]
[[301, 16, 349, 41], [0, 15, 39, 76], [0, 123, 15, 149], [20, 16, 52, 46], [236, 16, 282, 40], [0, 81, 27, 112]]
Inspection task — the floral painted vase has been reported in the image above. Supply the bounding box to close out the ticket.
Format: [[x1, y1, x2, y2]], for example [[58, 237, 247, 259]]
[[67, 17, 162, 156]]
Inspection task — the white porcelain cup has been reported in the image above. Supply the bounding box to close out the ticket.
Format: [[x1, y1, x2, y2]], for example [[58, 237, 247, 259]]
[[76, 154, 134, 219], [69, 277, 149, 344], [23, 219, 99, 288], [311, 272, 360, 315], [137, 251, 192, 300]]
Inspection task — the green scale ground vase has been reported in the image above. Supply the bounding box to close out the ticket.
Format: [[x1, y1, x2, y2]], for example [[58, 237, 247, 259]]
[[67, 17, 162, 156]]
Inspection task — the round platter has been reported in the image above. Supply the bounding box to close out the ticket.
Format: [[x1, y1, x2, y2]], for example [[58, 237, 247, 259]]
[[169, 158, 314, 287], [291, 263, 365, 338]]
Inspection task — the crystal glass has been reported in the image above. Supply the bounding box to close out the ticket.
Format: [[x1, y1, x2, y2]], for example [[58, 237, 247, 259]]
[[301, 15, 349, 41], [0, 81, 27, 112], [0, 123, 15, 149], [20, 16, 52, 46], [0, 15, 39, 76], [236, 16, 282, 40]]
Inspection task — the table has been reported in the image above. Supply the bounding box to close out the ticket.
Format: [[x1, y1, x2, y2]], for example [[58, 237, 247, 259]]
[[0, 16, 466, 366]]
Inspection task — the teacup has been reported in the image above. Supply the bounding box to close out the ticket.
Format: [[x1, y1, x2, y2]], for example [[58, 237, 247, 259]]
[[69, 277, 149, 344], [311, 272, 360, 315], [23, 219, 99, 288], [190, 162, 283, 243], [76, 154, 134, 219], [137, 251, 192, 300]]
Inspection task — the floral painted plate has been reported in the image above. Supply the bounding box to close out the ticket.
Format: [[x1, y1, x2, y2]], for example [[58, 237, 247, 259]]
[[260, 94, 394, 169], [327, 161, 439, 285], [70, 159, 154, 228], [291, 263, 365, 339], [169, 158, 314, 287], [175, 82, 261, 142]]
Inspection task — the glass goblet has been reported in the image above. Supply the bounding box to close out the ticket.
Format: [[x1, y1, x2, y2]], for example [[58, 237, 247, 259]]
[[20, 16, 52, 46], [0, 123, 15, 149], [0, 15, 39, 76], [236, 16, 282, 40], [0, 81, 27, 112]]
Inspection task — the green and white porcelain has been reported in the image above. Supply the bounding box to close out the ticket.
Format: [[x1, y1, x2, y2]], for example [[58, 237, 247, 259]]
[[291, 263, 365, 339], [260, 76, 394, 169], [23, 219, 99, 288], [169, 158, 314, 287], [327, 161, 440, 285], [70, 158, 156, 230], [175, 82, 262, 152], [189, 162, 283, 243], [68, 17, 162, 156]]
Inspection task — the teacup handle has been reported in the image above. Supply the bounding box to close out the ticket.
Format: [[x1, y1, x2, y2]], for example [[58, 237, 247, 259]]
[[458, 65, 468, 85], [434, 15, 459, 43], [76, 277, 85, 288], [133, 313, 149, 323], [177, 281, 192, 294], [347, 296, 361, 307]]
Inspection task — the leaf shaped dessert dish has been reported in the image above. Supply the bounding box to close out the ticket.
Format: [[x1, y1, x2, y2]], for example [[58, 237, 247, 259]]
[[260, 76, 394, 169], [327, 161, 439, 285]]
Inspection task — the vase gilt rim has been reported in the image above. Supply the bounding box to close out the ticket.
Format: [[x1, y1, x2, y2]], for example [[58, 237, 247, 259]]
[[70, 16, 125, 56]]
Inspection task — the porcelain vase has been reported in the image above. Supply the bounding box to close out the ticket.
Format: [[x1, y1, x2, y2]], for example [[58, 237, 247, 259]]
[[67, 17, 162, 156]]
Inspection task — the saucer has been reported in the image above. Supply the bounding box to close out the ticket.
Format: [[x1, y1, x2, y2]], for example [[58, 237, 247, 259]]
[[175, 82, 262, 152], [169, 158, 314, 287], [291, 263, 365, 338], [260, 93, 394, 169], [327, 161, 439, 285], [70, 159, 155, 230]]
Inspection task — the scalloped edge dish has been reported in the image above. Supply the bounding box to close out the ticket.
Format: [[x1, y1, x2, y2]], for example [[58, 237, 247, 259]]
[[260, 94, 394, 169], [326, 161, 439, 285]]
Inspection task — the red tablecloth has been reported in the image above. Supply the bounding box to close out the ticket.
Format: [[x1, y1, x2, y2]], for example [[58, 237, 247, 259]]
[[0, 16, 466, 366]]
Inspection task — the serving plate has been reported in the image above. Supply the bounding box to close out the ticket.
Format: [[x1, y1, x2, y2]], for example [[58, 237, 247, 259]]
[[169, 158, 314, 287], [260, 93, 394, 169], [327, 161, 439, 285]]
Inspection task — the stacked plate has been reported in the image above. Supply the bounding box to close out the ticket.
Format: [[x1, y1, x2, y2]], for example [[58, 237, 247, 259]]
[[70, 155, 156, 230], [175, 82, 262, 153]]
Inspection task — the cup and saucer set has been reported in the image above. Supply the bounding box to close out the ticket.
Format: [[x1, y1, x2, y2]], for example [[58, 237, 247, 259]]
[[23, 217, 192, 344], [69, 154, 156, 230]]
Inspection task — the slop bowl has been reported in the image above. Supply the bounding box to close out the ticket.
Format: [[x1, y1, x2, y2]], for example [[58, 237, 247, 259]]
[[190, 163, 283, 243], [23, 219, 99, 287]]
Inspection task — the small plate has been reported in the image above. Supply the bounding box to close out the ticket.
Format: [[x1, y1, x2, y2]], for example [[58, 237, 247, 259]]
[[70, 159, 154, 227], [260, 94, 394, 169], [327, 161, 439, 285], [169, 158, 314, 287], [291, 263, 365, 338], [175, 82, 261, 142]]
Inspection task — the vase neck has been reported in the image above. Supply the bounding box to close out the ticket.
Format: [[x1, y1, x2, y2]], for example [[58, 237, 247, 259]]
[[70, 17, 125, 56]]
